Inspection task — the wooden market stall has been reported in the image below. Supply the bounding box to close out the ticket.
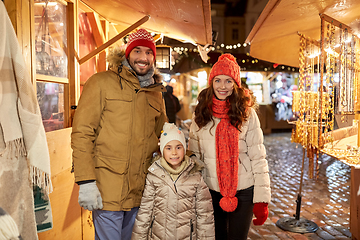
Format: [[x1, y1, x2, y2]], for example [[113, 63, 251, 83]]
[[3, 0, 212, 239], [245, 0, 360, 237]]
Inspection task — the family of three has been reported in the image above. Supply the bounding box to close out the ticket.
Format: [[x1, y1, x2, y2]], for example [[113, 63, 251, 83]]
[[71, 28, 271, 240]]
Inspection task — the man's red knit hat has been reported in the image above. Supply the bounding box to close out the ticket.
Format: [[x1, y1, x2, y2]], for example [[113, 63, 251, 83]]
[[125, 29, 156, 59], [208, 54, 241, 87]]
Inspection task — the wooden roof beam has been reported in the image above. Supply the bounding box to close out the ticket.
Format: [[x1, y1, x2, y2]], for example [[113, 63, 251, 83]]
[[79, 15, 150, 65]]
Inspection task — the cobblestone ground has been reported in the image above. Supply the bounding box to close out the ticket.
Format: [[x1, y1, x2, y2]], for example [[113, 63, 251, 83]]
[[248, 132, 352, 239]]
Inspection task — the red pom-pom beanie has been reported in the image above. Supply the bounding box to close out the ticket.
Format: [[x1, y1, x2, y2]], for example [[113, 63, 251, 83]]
[[125, 29, 156, 59], [208, 53, 241, 87]]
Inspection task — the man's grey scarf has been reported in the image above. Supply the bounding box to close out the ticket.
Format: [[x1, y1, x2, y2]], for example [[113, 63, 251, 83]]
[[122, 59, 155, 88]]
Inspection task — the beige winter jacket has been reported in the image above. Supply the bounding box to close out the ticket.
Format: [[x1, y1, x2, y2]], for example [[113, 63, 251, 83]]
[[188, 108, 271, 204], [131, 156, 215, 240], [71, 49, 167, 211]]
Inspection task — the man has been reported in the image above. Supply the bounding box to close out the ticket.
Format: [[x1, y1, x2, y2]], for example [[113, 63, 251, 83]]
[[71, 29, 166, 240], [163, 85, 181, 124]]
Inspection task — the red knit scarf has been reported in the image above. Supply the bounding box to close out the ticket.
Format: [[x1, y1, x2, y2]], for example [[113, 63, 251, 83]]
[[212, 96, 239, 212]]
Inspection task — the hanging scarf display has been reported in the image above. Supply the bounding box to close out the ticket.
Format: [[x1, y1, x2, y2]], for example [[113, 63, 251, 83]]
[[0, 1, 52, 196], [212, 96, 239, 212]]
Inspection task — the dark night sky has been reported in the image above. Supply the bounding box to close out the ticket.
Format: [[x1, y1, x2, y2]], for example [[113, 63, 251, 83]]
[[211, 0, 248, 16]]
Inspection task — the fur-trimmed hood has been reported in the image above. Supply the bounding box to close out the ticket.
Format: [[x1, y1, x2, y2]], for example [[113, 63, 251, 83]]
[[107, 47, 163, 84]]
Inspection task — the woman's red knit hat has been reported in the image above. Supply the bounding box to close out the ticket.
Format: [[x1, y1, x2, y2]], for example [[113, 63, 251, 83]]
[[208, 54, 241, 87]]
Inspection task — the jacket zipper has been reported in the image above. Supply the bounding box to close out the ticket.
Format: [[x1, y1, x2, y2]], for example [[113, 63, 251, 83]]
[[154, 162, 178, 192], [154, 161, 193, 193], [123, 84, 135, 206], [190, 219, 194, 240], [150, 216, 155, 236]]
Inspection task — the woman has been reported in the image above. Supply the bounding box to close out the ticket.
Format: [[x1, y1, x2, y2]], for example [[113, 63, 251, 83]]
[[189, 54, 271, 240]]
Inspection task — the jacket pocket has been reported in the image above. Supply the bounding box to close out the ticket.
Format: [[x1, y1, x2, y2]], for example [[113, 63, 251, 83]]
[[241, 161, 248, 172], [95, 155, 129, 174], [105, 91, 132, 101], [104, 91, 133, 115], [94, 156, 129, 204], [239, 155, 251, 174], [147, 96, 161, 112]]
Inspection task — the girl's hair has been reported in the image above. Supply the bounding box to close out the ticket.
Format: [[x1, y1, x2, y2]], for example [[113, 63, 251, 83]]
[[194, 81, 257, 131]]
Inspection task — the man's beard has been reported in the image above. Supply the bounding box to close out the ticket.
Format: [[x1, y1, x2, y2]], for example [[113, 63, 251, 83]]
[[131, 60, 151, 76]]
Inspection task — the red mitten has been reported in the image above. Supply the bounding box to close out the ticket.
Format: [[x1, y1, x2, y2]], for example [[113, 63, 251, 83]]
[[253, 202, 268, 225]]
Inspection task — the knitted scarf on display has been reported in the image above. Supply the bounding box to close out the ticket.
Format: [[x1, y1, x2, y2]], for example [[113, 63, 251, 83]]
[[212, 96, 239, 212], [0, 2, 52, 196]]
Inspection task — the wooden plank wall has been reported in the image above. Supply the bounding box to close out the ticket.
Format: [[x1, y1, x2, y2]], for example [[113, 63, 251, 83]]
[[4, 0, 95, 238], [38, 128, 94, 240]]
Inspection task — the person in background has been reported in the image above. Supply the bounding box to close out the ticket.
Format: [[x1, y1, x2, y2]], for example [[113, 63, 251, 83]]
[[163, 85, 181, 124], [189, 53, 271, 240], [71, 29, 167, 240], [131, 122, 215, 240]]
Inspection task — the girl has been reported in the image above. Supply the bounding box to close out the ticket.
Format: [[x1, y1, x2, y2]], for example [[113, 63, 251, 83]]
[[131, 123, 215, 240], [189, 54, 271, 240]]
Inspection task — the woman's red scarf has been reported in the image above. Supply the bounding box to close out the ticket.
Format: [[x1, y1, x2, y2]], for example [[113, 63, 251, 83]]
[[212, 96, 239, 212]]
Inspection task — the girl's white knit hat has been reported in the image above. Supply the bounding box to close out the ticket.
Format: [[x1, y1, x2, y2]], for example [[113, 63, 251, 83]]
[[160, 123, 186, 156]]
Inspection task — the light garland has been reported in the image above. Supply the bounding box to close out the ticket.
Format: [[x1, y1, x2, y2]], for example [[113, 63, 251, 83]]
[[171, 47, 298, 72], [171, 40, 250, 53]]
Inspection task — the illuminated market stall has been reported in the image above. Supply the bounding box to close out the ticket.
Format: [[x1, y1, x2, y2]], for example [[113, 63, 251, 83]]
[[2, 0, 212, 239], [246, 0, 360, 236]]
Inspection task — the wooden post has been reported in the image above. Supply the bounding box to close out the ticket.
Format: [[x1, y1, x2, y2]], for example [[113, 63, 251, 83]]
[[68, 0, 80, 127], [4, 0, 35, 87], [350, 167, 360, 240], [351, 39, 360, 240]]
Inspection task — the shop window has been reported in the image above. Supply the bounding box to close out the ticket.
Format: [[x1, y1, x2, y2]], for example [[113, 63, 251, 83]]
[[34, 0, 67, 78], [34, 0, 68, 131], [36, 82, 64, 132]]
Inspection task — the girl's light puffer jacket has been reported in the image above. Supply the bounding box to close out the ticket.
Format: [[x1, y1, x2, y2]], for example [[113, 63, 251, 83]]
[[131, 156, 215, 240]]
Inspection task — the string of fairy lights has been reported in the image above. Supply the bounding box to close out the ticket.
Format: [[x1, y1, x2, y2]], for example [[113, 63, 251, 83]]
[[170, 44, 297, 72], [172, 42, 249, 53], [123, 33, 297, 71]]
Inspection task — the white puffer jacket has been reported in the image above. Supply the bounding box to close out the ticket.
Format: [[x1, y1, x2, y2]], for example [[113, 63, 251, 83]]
[[188, 108, 271, 203]]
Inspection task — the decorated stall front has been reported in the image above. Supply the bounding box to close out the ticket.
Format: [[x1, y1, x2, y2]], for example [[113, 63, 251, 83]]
[[246, 0, 360, 237], [3, 0, 212, 239]]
